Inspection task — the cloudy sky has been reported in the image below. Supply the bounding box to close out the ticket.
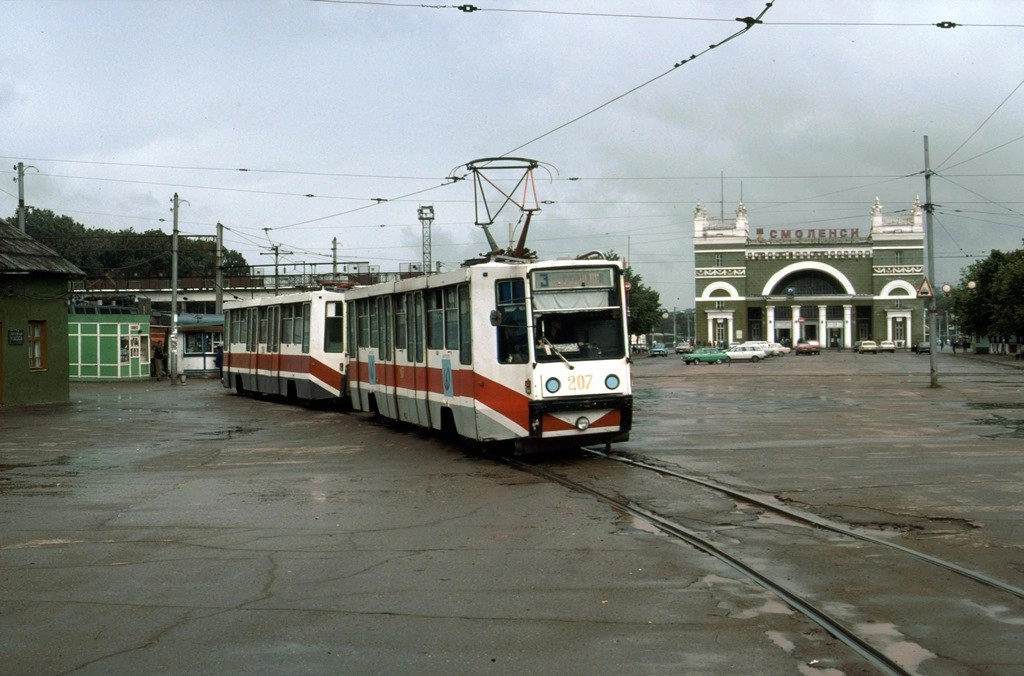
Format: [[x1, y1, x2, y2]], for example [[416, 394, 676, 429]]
[[3, 0, 1021, 307]]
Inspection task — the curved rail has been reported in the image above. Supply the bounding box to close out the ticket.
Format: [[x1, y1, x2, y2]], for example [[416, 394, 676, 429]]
[[585, 449, 1024, 601], [505, 456, 910, 676]]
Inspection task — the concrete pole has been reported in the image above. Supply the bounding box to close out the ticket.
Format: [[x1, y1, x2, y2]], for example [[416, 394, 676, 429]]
[[16, 162, 27, 232], [215, 222, 224, 314], [924, 136, 939, 388], [170, 193, 180, 384]]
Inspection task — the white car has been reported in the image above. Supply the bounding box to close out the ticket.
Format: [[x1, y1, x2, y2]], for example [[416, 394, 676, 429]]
[[879, 340, 896, 353], [741, 341, 784, 356], [725, 345, 767, 362]]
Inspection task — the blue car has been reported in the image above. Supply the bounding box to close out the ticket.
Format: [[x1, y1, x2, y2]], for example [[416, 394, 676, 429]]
[[649, 342, 669, 357]]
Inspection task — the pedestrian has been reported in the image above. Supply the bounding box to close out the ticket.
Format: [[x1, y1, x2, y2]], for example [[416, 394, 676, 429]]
[[214, 345, 223, 379], [153, 341, 166, 380]]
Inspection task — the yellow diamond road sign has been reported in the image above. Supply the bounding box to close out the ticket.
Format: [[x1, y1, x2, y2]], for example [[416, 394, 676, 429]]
[[917, 278, 934, 298]]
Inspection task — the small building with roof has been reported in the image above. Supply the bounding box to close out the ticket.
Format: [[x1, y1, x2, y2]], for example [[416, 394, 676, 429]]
[[0, 218, 85, 405]]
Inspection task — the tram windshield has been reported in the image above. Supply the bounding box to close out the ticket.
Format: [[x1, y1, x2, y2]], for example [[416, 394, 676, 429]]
[[530, 267, 625, 363]]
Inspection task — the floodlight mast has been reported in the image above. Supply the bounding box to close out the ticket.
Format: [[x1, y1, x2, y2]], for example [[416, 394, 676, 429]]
[[456, 157, 548, 260]]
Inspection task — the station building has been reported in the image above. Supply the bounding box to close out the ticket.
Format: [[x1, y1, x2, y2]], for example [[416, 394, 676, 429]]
[[694, 197, 927, 349]]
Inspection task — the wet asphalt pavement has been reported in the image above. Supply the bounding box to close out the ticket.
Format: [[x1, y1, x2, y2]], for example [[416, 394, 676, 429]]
[[1, 351, 1022, 674]]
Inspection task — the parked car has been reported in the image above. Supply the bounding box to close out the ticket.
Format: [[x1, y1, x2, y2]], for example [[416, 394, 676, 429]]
[[683, 347, 730, 365], [675, 342, 694, 354], [915, 341, 931, 354], [649, 342, 669, 357], [768, 342, 791, 355], [726, 345, 767, 362], [795, 340, 821, 355], [740, 341, 778, 356], [858, 340, 879, 353], [879, 340, 896, 353]]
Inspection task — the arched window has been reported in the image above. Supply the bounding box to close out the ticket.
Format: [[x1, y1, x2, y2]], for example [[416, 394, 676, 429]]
[[771, 271, 844, 296]]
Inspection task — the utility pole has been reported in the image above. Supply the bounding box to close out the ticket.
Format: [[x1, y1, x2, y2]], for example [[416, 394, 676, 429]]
[[215, 222, 224, 314], [170, 193, 181, 384], [332, 237, 339, 279], [924, 136, 939, 388], [261, 243, 292, 294], [13, 162, 37, 232]]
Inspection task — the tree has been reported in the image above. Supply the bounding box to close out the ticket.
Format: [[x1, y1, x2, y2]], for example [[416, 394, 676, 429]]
[[600, 251, 662, 338], [16, 209, 251, 279], [947, 249, 1024, 341]]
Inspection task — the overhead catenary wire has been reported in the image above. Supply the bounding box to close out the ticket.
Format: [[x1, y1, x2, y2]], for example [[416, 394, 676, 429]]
[[310, 1, 1024, 29], [498, 2, 776, 157], [937, 76, 1024, 171]]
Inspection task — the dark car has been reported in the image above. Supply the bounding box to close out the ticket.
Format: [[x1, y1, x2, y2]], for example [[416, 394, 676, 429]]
[[915, 341, 931, 354]]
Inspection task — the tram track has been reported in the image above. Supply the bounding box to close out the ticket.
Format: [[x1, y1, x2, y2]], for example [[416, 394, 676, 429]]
[[503, 449, 1024, 675], [585, 448, 1024, 601]]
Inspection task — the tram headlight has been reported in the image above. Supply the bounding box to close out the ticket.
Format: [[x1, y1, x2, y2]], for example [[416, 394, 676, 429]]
[[545, 378, 561, 394], [575, 416, 591, 431], [605, 374, 620, 390]]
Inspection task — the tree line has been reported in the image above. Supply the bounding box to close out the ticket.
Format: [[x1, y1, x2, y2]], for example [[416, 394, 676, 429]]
[[944, 248, 1024, 343], [13, 209, 250, 280]]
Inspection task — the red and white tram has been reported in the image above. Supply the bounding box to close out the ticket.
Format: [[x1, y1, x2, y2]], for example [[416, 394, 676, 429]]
[[343, 256, 632, 452], [222, 256, 633, 453], [222, 289, 348, 402]]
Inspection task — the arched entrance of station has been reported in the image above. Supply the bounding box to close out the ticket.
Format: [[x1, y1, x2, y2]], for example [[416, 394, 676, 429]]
[[758, 267, 867, 349]]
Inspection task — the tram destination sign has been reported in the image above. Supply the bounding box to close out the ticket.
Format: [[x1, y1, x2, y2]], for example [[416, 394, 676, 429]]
[[532, 268, 613, 290], [756, 227, 862, 241]]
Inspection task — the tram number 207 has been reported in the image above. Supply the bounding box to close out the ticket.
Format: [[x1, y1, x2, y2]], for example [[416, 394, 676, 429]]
[[567, 374, 593, 391]]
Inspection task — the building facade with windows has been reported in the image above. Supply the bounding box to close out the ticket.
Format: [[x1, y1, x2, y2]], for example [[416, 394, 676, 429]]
[[694, 198, 927, 349]]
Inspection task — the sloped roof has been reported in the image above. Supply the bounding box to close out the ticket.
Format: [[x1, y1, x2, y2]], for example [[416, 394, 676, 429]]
[[0, 218, 86, 277]]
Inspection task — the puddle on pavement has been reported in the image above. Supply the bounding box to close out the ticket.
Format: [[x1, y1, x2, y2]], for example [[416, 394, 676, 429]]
[[974, 414, 1024, 438], [0, 455, 76, 495]]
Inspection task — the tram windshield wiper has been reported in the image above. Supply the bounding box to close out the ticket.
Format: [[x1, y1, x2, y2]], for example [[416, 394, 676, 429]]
[[539, 337, 574, 369]]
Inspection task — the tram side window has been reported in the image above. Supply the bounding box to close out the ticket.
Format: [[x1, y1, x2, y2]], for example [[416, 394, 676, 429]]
[[259, 307, 269, 346], [281, 304, 295, 345], [267, 305, 280, 352], [411, 292, 424, 363], [229, 310, 245, 346], [324, 301, 344, 353], [444, 287, 459, 350], [246, 308, 257, 352], [369, 298, 380, 349], [346, 300, 358, 352], [356, 299, 370, 347], [301, 302, 311, 353], [495, 279, 527, 364], [427, 289, 444, 350], [394, 294, 408, 352], [376, 296, 392, 360], [458, 284, 471, 365]]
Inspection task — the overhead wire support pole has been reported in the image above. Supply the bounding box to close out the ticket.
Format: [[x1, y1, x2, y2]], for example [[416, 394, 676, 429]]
[[170, 193, 181, 385], [923, 136, 939, 388], [14, 162, 38, 233], [215, 222, 224, 315], [261, 243, 293, 294]]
